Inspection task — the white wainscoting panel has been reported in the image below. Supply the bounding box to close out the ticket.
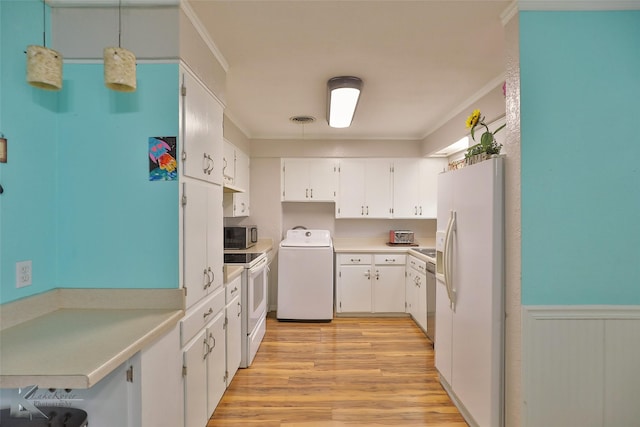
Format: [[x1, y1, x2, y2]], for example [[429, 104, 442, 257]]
[[603, 319, 640, 425], [522, 306, 640, 427]]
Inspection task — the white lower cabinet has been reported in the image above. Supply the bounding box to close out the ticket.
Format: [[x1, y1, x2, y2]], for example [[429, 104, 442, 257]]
[[405, 255, 427, 332], [225, 275, 242, 387], [181, 286, 226, 427], [336, 253, 405, 314], [60, 325, 182, 427]]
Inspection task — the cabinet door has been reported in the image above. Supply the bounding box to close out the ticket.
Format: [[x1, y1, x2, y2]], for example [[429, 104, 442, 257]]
[[364, 159, 393, 218], [139, 326, 183, 427], [206, 311, 227, 415], [225, 292, 242, 387], [393, 159, 421, 218], [417, 159, 446, 218], [234, 149, 250, 193], [181, 69, 222, 185], [183, 182, 210, 308], [415, 273, 428, 331], [223, 140, 236, 185], [337, 265, 372, 312], [183, 329, 208, 427], [337, 159, 366, 217], [281, 158, 310, 201], [308, 158, 337, 201], [405, 268, 415, 315], [207, 184, 223, 293], [373, 265, 406, 312]]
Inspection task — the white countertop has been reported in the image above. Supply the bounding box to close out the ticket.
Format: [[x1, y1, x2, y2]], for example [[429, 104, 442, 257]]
[[0, 288, 184, 389], [332, 237, 436, 263]]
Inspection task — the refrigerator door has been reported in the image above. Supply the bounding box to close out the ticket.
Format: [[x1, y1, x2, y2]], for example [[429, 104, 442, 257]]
[[435, 157, 504, 427]]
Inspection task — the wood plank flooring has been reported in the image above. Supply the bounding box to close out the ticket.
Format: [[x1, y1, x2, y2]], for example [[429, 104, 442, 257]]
[[208, 316, 467, 427]]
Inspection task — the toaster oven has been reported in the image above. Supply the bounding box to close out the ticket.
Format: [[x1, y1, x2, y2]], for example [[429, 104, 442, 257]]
[[389, 230, 415, 244]]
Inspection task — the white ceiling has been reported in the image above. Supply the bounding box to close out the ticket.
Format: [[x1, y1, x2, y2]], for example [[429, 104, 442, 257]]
[[186, 0, 511, 141]]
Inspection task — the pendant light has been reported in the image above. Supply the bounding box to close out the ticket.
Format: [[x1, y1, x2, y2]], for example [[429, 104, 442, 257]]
[[26, 0, 63, 91], [104, 0, 136, 92]]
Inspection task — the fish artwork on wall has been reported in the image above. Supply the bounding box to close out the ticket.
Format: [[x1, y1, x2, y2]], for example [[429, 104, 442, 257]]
[[148, 136, 177, 181]]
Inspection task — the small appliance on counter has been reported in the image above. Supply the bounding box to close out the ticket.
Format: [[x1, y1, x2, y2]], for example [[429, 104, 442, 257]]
[[0, 407, 88, 427], [388, 230, 416, 245], [224, 225, 258, 249]]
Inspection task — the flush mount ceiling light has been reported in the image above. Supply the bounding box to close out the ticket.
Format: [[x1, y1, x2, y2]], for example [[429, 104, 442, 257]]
[[327, 76, 362, 128], [26, 0, 63, 91], [104, 0, 136, 92]]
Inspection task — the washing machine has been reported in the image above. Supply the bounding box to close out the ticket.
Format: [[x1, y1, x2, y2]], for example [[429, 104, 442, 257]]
[[277, 229, 334, 321]]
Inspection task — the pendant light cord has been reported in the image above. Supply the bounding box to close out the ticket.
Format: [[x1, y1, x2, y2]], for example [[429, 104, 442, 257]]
[[118, 0, 122, 48], [42, 0, 46, 47]]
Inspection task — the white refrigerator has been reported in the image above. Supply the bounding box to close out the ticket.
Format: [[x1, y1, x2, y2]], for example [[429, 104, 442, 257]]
[[434, 156, 504, 427]]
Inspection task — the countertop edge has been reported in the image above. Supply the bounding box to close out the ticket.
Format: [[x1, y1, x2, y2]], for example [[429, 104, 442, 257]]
[[0, 308, 184, 389]]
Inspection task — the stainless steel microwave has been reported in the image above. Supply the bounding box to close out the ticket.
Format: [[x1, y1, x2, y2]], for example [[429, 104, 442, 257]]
[[224, 226, 258, 249]]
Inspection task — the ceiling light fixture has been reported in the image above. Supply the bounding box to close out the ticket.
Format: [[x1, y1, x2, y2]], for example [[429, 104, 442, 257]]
[[327, 76, 362, 128], [104, 0, 136, 92]]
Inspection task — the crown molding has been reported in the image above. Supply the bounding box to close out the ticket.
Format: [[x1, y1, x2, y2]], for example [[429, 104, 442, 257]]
[[179, 0, 229, 72], [420, 73, 506, 141], [46, 0, 179, 6], [501, 1, 518, 26], [519, 0, 640, 10]]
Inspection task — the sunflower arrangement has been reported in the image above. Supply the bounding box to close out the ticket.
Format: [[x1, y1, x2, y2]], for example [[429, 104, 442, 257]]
[[464, 109, 505, 159]]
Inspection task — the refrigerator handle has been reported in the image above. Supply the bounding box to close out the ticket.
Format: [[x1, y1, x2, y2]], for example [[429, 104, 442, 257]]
[[444, 210, 457, 310]]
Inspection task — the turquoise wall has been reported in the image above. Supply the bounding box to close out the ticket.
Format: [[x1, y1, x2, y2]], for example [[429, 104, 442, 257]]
[[520, 11, 640, 305], [1, 1, 58, 302], [0, 1, 179, 303]]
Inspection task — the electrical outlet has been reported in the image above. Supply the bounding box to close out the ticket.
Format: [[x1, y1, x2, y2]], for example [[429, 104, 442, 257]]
[[16, 260, 32, 288]]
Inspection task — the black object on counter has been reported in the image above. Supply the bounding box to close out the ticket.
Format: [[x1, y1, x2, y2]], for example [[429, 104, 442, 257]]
[[0, 407, 88, 427]]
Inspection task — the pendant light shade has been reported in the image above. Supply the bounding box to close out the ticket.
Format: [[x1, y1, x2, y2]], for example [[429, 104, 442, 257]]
[[104, 47, 136, 92], [26, 45, 63, 91]]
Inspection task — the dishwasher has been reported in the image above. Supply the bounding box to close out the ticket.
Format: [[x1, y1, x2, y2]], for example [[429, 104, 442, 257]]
[[425, 260, 436, 343]]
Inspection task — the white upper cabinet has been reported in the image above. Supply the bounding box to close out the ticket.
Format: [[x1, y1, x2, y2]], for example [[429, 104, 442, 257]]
[[222, 140, 236, 187], [393, 158, 446, 218], [281, 158, 338, 202], [337, 159, 392, 218], [180, 67, 223, 185], [223, 144, 250, 217]]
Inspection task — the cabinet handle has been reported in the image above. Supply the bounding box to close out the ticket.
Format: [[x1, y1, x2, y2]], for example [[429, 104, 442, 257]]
[[203, 307, 214, 319], [202, 153, 209, 174], [361, 206, 364, 215], [366, 206, 369, 215], [203, 268, 210, 289], [414, 206, 418, 215], [208, 333, 216, 354], [230, 286, 238, 295], [365, 270, 370, 279], [306, 188, 309, 198], [208, 155, 214, 174], [350, 258, 361, 263], [375, 269, 380, 280], [310, 188, 313, 198], [385, 258, 395, 263], [419, 206, 423, 215], [237, 301, 242, 317], [203, 337, 210, 360]]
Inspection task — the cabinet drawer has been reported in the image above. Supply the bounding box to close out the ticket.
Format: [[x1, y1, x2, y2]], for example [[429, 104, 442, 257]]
[[408, 255, 426, 273], [338, 254, 372, 265], [181, 286, 225, 347], [374, 254, 406, 265], [226, 275, 242, 303]]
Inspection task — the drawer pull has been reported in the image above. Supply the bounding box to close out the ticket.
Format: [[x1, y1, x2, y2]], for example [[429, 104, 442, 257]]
[[203, 307, 214, 319]]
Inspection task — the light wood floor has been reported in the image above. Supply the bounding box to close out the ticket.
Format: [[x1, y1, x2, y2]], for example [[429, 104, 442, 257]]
[[208, 316, 468, 427]]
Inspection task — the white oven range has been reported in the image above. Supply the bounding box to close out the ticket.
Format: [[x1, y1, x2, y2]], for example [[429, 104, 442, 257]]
[[223, 251, 268, 368]]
